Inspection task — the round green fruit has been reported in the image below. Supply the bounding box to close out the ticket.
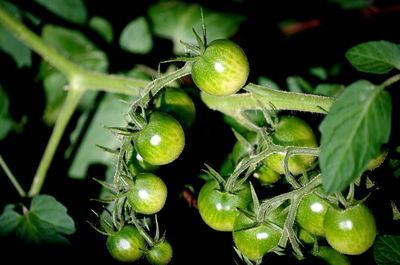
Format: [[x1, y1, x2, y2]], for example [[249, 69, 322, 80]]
[[146, 241, 173, 265], [191, 39, 249, 96], [197, 180, 251, 232], [324, 203, 377, 255], [127, 173, 167, 215], [265, 116, 318, 175], [134, 111, 185, 165], [106, 225, 146, 262]]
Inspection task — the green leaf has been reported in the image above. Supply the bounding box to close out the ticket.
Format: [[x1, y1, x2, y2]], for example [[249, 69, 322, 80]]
[[0, 85, 13, 140], [346, 41, 400, 74], [148, 2, 245, 54], [0, 1, 31, 68], [327, 0, 370, 9], [0, 195, 75, 244], [319, 80, 392, 193], [0, 204, 23, 236], [119, 16, 153, 54], [39, 24, 108, 125], [33, 0, 87, 24], [313, 84, 345, 97], [88, 16, 113, 43], [374, 235, 400, 265], [257, 76, 280, 90], [286, 76, 313, 93], [309, 66, 328, 81], [68, 93, 132, 179]]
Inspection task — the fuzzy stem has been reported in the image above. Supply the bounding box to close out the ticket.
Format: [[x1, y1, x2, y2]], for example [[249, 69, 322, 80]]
[[0, 154, 26, 197], [201, 83, 335, 128]]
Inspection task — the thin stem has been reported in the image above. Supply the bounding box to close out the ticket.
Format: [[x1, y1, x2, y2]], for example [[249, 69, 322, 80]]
[[0, 154, 26, 197], [283, 147, 320, 189], [379, 73, 400, 89], [28, 88, 84, 196], [0, 6, 77, 79]]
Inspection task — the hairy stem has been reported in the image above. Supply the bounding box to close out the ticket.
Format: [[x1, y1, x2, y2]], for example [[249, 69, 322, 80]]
[[0, 154, 26, 197], [201, 83, 335, 128]]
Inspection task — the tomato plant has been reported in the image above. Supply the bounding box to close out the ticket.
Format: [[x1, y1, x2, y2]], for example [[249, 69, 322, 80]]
[[127, 173, 168, 215], [106, 225, 146, 262], [191, 39, 249, 96], [197, 179, 251, 231], [324, 203, 377, 255], [0, 1, 399, 265], [134, 111, 185, 166]]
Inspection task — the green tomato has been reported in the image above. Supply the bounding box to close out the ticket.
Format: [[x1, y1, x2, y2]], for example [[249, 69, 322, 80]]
[[134, 111, 185, 165], [315, 246, 351, 265], [127, 173, 167, 215], [253, 163, 281, 186], [106, 225, 146, 262], [127, 148, 159, 175], [324, 203, 377, 255], [197, 180, 251, 232], [191, 39, 249, 96], [231, 132, 257, 165], [155, 87, 196, 131], [296, 189, 330, 236], [146, 240, 173, 265], [232, 203, 287, 261], [265, 116, 318, 175]]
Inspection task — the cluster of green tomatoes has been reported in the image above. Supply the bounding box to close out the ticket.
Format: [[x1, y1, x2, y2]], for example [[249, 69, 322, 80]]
[[98, 33, 380, 265]]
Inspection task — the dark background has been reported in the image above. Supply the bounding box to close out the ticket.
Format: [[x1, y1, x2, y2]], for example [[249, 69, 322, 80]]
[[1, 0, 399, 264]]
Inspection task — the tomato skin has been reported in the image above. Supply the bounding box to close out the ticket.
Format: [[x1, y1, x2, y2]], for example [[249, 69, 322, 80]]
[[106, 225, 146, 262], [324, 204, 377, 255], [232, 204, 287, 261], [134, 112, 185, 166], [127, 148, 159, 175], [296, 189, 330, 236], [265, 116, 318, 175], [191, 39, 249, 96], [127, 173, 167, 215], [197, 180, 251, 232], [146, 241, 173, 265], [315, 246, 351, 265], [155, 87, 196, 131]]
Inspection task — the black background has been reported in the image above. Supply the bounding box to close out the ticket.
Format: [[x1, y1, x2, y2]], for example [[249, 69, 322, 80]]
[[1, 0, 399, 264]]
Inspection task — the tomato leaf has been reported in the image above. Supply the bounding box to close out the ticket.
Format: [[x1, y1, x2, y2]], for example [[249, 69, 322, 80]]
[[33, 0, 87, 24], [148, 2, 245, 55], [373, 235, 400, 265], [0, 195, 75, 244], [39, 24, 108, 125], [346, 41, 400, 74], [319, 80, 392, 193], [0, 85, 14, 140], [67, 93, 132, 179], [0, 1, 31, 68], [327, 0, 370, 10], [89, 16, 113, 43], [119, 16, 153, 54]]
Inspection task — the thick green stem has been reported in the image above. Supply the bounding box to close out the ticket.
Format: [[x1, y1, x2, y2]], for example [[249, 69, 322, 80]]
[[28, 88, 83, 196], [201, 83, 335, 128], [0, 154, 26, 197]]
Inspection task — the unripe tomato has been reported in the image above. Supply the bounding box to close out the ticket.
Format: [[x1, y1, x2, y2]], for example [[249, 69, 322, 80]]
[[146, 241, 173, 265], [127, 173, 167, 215], [127, 148, 159, 175], [155, 87, 196, 131], [106, 225, 146, 262], [232, 203, 287, 261], [197, 180, 251, 232], [296, 189, 330, 236], [191, 39, 249, 96], [265, 116, 318, 175], [323, 203, 377, 255], [134, 111, 185, 165]]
